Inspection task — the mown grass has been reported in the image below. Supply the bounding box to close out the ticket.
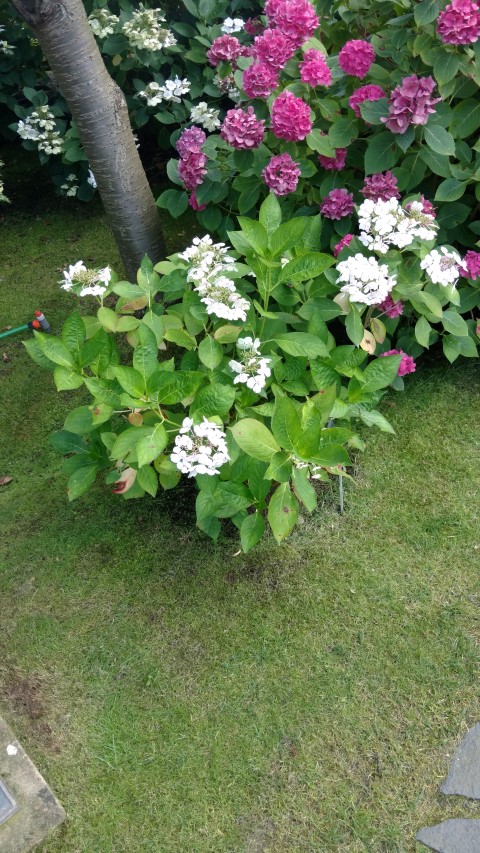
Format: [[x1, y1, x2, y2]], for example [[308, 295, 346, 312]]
[[1, 150, 480, 852]]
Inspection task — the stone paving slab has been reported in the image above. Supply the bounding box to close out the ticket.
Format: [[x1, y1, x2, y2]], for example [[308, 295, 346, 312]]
[[416, 819, 480, 852], [440, 724, 480, 799], [0, 715, 65, 853]]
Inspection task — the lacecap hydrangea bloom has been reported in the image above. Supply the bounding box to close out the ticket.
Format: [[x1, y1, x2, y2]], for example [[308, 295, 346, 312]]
[[190, 102, 221, 131], [243, 62, 279, 98], [88, 9, 119, 38], [170, 418, 230, 477], [338, 40, 375, 78], [349, 85, 386, 118], [299, 49, 332, 86], [181, 236, 249, 322], [17, 107, 63, 156], [382, 75, 440, 134], [122, 6, 176, 51], [60, 174, 79, 197], [229, 337, 272, 394], [221, 17, 245, 34], [361, 171, 400, 201], [336, 254, 397, 304], [437, 0, 480, 44], [220, 106, 265, 149], [420, 247, 463, 286], [380, 349, 416, 376], [358, 197, 437, 253], [253, 28, 296, 69], [138, 77, 190, 106], [320, 189, 354, 220], [60, 262, 112, 298], [271, 91, 312, 141], [265, 0, 319, 47], [318, 147, 347, 171], [262, 153, 301, 195]]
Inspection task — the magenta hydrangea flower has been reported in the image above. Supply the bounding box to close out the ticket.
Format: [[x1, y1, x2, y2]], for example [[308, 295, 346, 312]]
[[319, 147, 347, 171], [266, 0, 319, 47], [437, 0, 480, 44], [349, 84, 386, 118], [253, 28, 296, 69], [245, 16, 265, 36], [377, 295, 404, 318], [188, 192, 206, 211], [271, 91, 312, 141], [361, 171, 400, 201], [262, 153, 301, 196], [383, 75, 441, 134], [462, 250, 480, 279], [178, 152, 207, 191], [338, 40, 375, 78], [333, 234, 353, 257], [243, 62, 279, 98], [207, 35, 245, 67], [380, 349, 416, 377], [299, 49, 332, 86], [320, 189, 355, 220], [176, 126, 206, 157], [220, 106, 265, 149]]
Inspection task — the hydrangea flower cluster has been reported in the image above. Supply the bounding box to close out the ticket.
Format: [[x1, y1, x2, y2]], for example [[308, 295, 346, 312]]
[[207, 35, 246, 66], [333, 234, 353, 257], [358, 197, 437, 253], [271, 91, 312, 141], [253, 28, 296, 68], [180, 237, 249, 322], [319, 147, 347, 171], [170, 417, 230, 477], [383, 75, 440, 134], [336, 254, 397, 305], [265, 0, 319, 47], [380, 349, 416, 376], [437, 0, 480, 44], [190, 103, 221, 132], [87, 169, 97, 189], [220, 106, 265, 149], [361, 171, 400, 201], [245, 17, 265, 36], [60, 173, 79, 197], [420, 247, 463, 286], [17, 107, 63, 155], [0, 37, 14, 55], [243, 62, 279, 98], [262, 153, 301, 195], [87, 9, 119, 39], [122, 6, 176, 51], [338, 40, 375, 77], [221, 17, 245, 34], [176, 127, 207, 192], [138, 78, 190, 107], [299, 49, 332, 86], [60, 261, 112, 298], [378, 294, 404, 318], [462, 250, 480, 279], [229, 337, 272, 393], [320, 189, 354, 219], [349, 84, 386, 118]]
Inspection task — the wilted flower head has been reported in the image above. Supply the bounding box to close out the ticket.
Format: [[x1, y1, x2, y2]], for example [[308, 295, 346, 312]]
[[299, 49, 332, 87], [320, 189, 354, 220], [361, 171, 400, 201], [349, 84, 386, 118], [336, 254, 397, 304], [383, 74, 440, 134], [253, 28, 296, 69], [262, 153, 301, 195], [245, 16, 265, 36], [380, 349, 416, 376], [242, 62, 279, 98], [220, 106, 265, 149], [437, 0, 480, 44], [338, 39, 375, 77], [271, 91, 312, 141]]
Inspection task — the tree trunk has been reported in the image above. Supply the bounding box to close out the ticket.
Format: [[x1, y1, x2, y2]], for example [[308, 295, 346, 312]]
[[10, 0, 165, 279]]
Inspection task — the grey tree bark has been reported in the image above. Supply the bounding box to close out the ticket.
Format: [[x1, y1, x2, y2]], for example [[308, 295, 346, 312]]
[[10, 0, 165, 279]]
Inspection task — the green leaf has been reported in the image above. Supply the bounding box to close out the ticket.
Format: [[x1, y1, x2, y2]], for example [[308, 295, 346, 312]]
[[230, 419, 280, 461], [292, 467, 317, 512], [137, 255, 161, 297], [54, 366, 84, 391], [434, 178, 467, 202], [443, 334, 478, 362], [306, 129, 335, 157], [328, 117, 358, 148], [149, 370, 205, 404], [240, 512, 266, 553], [442, 309, 469, 336], [191, 382, 236, 418], [451, 99, 480, 139], [310, 360, 340, 390], [64, 406, 94, 434], [23, 338, 55, 371], [434, 51, 459, 85], [155, 456, 182, 490], [414, 0, 440, 24], [163, 328, 197, 350], [198, 336, 223, 370], [214, 483, 252, 518], [358, 407, 395, 433], [62, 310, 86, 355], [277, 252, 334, 284], [133, 323, 158, 383], [361, 355, 402, 391], [424, 125, 456, 157], [156, 188, 189, 218], [237, 217, 269, 255], [259, 194, 282, 237], [97, 306, 118, 332], [415, 315, 432, 347], [136, 424, 168, 467], [113, 366, 145, 398], [110, 426, 153, 461], [136, 464, 158, 497], [34, 332, 75, 368], [267, 483, 299, 543], [418, 146, 451, 178], [411, 291, 443, 319], [49, 430, 88, 455], [364, 133, 399, 175], [84, 377, 121, 408], [274, 332, 329, 358], [264, 451, 292, 482], [270, 218, 309, 258], [345, 305, 364, 345], [214, 325, 241, 344], [358, 98, 388, 125], [271, 396, 302, 451], [67, 465, 98, 501]]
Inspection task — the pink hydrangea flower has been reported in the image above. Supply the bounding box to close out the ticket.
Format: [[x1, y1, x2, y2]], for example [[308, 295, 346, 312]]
[[437, 0, 480, 44], [299, 49, 332, 86], [271, 91, 312, 141], [207, 35, 245, 67], [266, 0, 319, 47], [377, 295, 404, 318], [338, 40, 375, 78], [243, 62, 279, 98], [220, 106, 265, 149], [382, 75, 441, 134], [320, 189, 355, 220], [253, 28, 296, 69], [188, 192, 206, 211], [380, 348, 416, 377], [262, 153, 301, 195], [178, 152, 207, 191], [245, 16, 265, 36], [361, 171, 400, 201], [349, 84, 386, 118], [333, 234, 353, 257], [462, 250, 480, 279], [176, 127, 206, 157], [319, 147, 347, 171]]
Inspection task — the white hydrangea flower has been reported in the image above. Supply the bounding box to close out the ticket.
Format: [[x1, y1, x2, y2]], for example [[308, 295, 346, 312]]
[[221, 17, 245, 33], [17, 107, 63, 155], [336, 253, 397, 305], [229, 338, 271, 393], [0, 39, 14, 55], [60, 262, 112, 297], [87, 169, 97, 189], [60, 261, 87, 290], [190, 102, 221, 131], [159, 76, 191, 103], [180, 236, 247, 319], [122, 6, 176, 51], [170, 417, 230, 477], [358, 197, 437, 255], [88, 9, 119, 39], [196, 276, 249, 322], [420, 247, 462, 286], [60, 173, 79, 197]]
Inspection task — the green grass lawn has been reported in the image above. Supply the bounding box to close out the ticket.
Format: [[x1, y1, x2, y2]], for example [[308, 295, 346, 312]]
[[1, 167, 480, 852]]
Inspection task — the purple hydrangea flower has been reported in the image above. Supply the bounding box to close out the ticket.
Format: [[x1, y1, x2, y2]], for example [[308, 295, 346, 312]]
[[320, 189, 355, 220], [262, 153, 301, 195], [382, 75, 441, 134]]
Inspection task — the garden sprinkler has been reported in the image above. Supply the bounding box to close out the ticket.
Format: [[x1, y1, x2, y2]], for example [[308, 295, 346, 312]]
[[0, 310, 51, 340]]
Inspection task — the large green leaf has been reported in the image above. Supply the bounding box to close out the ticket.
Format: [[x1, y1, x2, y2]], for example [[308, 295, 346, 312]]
[[270, 218, 309, 258], [292, 467, 317, 512], [361, 355, 402, 392], [136, 465, 158, 497], [345, 305, 364, 346], [67, 465, 98, 501], [277, 252, 334, 284], [259, 194, 282, 237], [240, 512, 266, 553], [230, 419, 280, 461], [149, 370, 205, 404], [271, 396, 302, 451], [54, 366, 83, 391], [442, 309, 469, 337], [267, 483, 299, 543], [136, 424, 168, 467], [49, 430, 88, 455], [274, 333, 329, 358], [110, 426, 153, 461], [190, 382, 236, 418], [424, 125, 456, 156], [113, 366, 145, 398], [34, 332, 75, 368], [237, 217, 269, 255], [61, 310, 86, 356], [64, 406, 94, 434], [198, 336, 223, 369], [133, 323, 158, 383], [364, 133, 399, 175]]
